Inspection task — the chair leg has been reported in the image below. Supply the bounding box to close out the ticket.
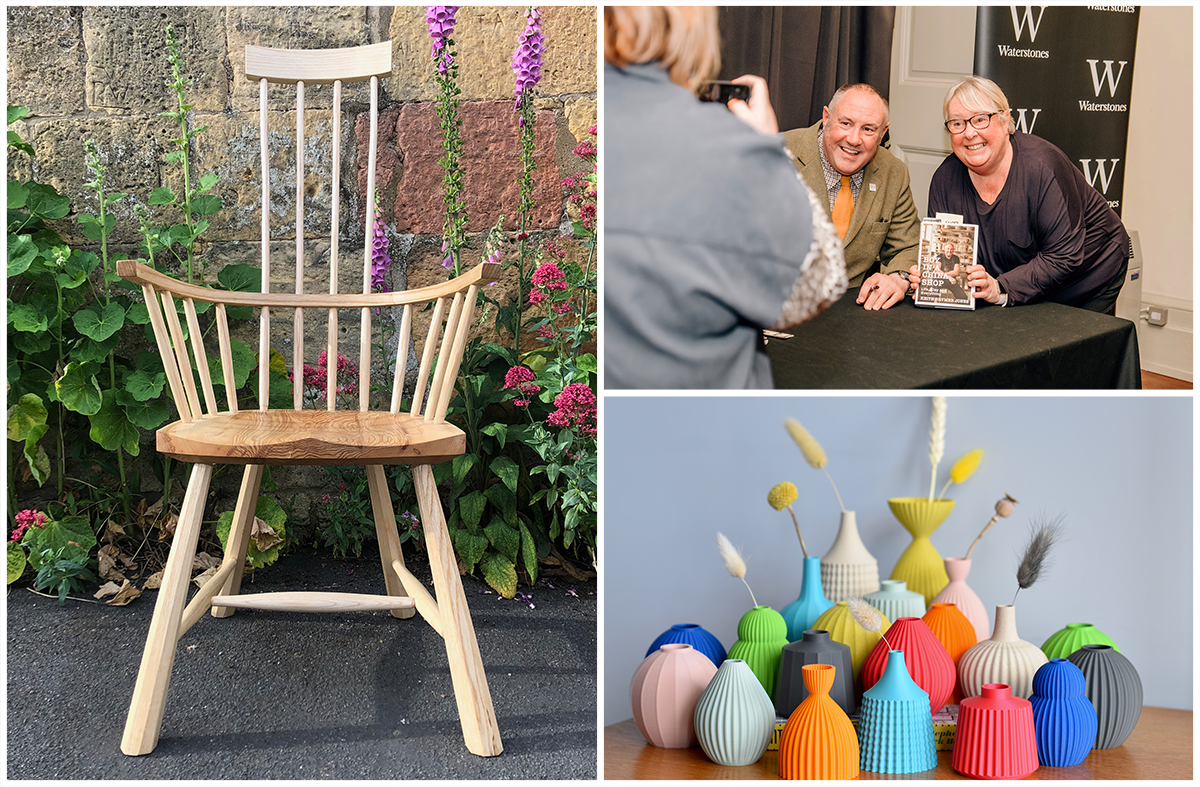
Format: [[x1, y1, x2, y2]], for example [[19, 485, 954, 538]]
[[211, 464, 263, 619], [413, 464, 503, 757], [122, 463, 213, 756], [366, 464, 415, 620]]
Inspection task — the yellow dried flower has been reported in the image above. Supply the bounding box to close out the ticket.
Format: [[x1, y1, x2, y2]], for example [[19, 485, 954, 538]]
[[785, 418, 827, 469], [768, 482, 798, 511], [950, 449, 984, 485]]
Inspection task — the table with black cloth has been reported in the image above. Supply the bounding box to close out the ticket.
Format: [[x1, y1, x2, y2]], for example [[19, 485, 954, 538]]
[[765, 296, 1141, 389]]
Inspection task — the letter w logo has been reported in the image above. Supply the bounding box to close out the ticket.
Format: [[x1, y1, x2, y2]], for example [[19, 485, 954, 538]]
[[1009, 6, 1046, 42], [1087, 59, 1128, 97], [1013, 109, 1042, 134], [1079, 159, 1120, 194]]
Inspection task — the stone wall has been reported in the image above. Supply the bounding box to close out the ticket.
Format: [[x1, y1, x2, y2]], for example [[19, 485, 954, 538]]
[[7, 6, 598, 537]]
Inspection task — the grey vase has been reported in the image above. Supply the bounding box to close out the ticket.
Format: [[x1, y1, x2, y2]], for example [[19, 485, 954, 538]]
[[774, 629, 856, 717], [693, 659, 776, 766], [1066, 644, 1143, 749]]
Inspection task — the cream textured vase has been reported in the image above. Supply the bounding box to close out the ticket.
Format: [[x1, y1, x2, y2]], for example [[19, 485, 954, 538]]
[[958, 604, 1048, 700], [820, 511, 880, 602]]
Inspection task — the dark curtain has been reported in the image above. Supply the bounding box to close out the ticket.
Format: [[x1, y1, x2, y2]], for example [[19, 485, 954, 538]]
[[718, 7, 896, 134]]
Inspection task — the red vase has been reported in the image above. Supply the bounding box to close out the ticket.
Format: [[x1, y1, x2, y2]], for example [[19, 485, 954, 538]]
[[922, 602, 977, 705], [861, 617, 955, 715], [952, 683, 1038, 779]]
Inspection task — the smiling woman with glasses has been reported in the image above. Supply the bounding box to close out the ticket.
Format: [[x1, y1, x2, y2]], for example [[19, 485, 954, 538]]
[[905, 76, 1130, 314]]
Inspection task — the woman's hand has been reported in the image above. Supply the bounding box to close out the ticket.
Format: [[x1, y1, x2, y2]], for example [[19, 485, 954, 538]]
[[965, 264, 1001, 303], [725, 74, 778, 136]]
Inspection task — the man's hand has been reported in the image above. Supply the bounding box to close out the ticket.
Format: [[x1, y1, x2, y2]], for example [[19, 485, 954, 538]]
[[907, 263, 921, 290], [725, 74, 779, 136], [856, 272, 907, 310], [965, 264, 1001, 304]]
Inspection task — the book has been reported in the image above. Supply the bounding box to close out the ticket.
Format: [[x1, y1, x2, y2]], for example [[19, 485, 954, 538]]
[[913, 216, 978, 310], [767, 705, 960, 752]]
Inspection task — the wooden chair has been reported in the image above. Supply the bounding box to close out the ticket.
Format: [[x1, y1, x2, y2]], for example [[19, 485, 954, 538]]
[[117, 41, 502, 758]]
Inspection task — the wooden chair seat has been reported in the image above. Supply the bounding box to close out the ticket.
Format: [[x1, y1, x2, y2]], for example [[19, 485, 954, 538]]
[[156, 410, 465, 465]]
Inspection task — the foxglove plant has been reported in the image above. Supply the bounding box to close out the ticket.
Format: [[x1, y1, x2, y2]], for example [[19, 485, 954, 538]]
[[510, 6, 544, 357], [369, 188, 391, 292], [427, 6, 468, 276]]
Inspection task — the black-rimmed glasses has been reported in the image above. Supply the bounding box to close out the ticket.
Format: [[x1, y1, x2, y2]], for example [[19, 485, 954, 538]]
[[944, 112, 1002, 134]]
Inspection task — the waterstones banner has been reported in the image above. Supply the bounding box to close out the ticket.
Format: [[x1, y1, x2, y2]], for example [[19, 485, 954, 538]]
[[975, 5, 1139, 216]]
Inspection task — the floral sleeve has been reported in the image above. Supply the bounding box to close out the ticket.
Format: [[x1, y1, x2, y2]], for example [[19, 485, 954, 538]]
[[771, 173, 848, 330]]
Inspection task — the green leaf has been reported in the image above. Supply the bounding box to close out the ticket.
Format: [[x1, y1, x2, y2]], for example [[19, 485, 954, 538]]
[[7, 393, 47, 441], [77, 212, 116, 241], [7, 542, 27, 585], [26, 182, 69, 220], [191, 194, 221, 216], [13, 328, 52, 354], [8, 179, 29, 209], [148, 186, 176, 206], [197, 172, 219, 193], [452, 529, 489, 572], [480, 552, 517, 599], [518, 520, 538, 584], [484, 519, 519, 564], [126, 302, 150, 325], [56, 362, 103, 415], [22, 515, 97, 569], [116, 389, 169, 430], [105, 192, 126, 206], [88, 391, 140, 456], [72, 302, 125, 342], [216, 263, 260, 292], [7, 234, 38, 277], [575, 353, 598, 374], [215, 495, 286, 568], [458, 490, 487, 530], [23, 424, 50, 486], [207, 338, 255, 389], [164, 150, 185, 164], [8, 130, 34, 157], [69, 333, 120, 364], [451, 452, 478, 485], [484, 484, 516, 525], [8, 105, 31, 124], [480, 421, 507, 449], [124, 369, 166, 401], [490, 455, 519, 493]]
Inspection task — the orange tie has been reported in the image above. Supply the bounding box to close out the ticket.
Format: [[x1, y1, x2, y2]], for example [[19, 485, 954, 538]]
[[832, 176, 853, 240]]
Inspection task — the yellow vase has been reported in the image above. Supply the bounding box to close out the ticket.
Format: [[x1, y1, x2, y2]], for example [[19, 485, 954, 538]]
[[887, 497, 954, 606]]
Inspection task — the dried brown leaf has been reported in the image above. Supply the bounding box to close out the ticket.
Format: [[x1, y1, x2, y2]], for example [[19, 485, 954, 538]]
[[192, 566, 218, 588], [143, 571, 164, 590], [250, 517, 283, 552], [159, 514, 178, 540], [94, 581, 123, 600], [192, 552, 221, 572], [98, 544, 126, 582], [106, 579, 142, 606]]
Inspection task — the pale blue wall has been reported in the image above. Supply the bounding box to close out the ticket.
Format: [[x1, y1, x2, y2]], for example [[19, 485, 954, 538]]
[[602, 395, 1192, 724]]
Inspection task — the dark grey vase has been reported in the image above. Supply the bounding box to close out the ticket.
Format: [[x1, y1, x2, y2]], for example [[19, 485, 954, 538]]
[[1066, 644, 1143, 749], [774, 629, 855, 717]]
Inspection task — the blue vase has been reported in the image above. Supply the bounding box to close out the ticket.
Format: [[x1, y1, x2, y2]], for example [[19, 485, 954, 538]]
[[646, 624, 726, 667], [858, 650, 937, 774], [780, 556, 835, 642], [1030, 659, 1097, 766], [694, 659, 776, 766]]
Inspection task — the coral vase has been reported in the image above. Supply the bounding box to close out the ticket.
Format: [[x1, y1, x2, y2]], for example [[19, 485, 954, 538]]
[[861, 617, 956, 715], [693, 659, 776, 767], [952, 683, 1039, 779], [1067, 644, 1143, 749], [1029, 659, 1098, 766], [958, 604, 1048, 700], [1040, 622, 1119, 660], [820, 511, 880, 602], [812, 600, 891, 692], [931, 556, 989, 642], [645, 623, 727, 667], [778, 664, 860, 780], [775, 629, 856, 718], [629, 644, 717, 747], [727, 606, 789, 700], [858, 650, 938, 774], [922, 602, 977, 704], [780, 556, 834, 641], [865, 579, 926, 624], [887, 497, 954, 605]]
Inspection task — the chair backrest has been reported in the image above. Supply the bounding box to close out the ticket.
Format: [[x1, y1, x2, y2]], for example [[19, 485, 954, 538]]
[[118, 41, 494, 426]]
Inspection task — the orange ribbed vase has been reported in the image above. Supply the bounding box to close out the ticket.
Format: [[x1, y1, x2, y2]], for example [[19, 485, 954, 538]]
[[922, 602, 978, 704], [778, 664, 860, 780]]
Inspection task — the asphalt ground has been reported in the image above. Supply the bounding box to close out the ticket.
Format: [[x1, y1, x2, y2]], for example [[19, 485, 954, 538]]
[[6, 545, 597, 779]]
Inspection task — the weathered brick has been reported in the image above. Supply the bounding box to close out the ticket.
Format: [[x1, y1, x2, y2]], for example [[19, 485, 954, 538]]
[[541, 7, 598, 96], [6, 7, 86, 116], [564, 96, 598, 146]]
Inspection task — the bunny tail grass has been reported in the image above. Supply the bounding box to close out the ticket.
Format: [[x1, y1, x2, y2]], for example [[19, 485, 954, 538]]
[[847, 596, 893, 650], [928, 397, 946, 502], [1012, 516, 1063, 605], [717, 531, 758, 607]]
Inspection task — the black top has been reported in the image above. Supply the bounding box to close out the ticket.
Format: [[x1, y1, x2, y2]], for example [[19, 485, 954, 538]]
[[928, 132, 1129, 307]]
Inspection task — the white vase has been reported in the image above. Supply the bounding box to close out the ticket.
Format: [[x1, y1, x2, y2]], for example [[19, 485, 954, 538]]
[[958, 604, 1048, 700], [820, 511, 880, 602]]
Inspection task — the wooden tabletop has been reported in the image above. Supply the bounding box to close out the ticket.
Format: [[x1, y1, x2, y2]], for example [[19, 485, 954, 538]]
[[604, 706, 1192, 780]]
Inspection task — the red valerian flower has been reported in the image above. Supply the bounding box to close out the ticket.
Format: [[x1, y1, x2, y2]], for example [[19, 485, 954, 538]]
[[546, 382, 596, 437]]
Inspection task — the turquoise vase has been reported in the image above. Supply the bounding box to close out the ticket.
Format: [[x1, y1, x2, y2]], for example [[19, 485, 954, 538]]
[[1029, 659, 1098, 766], [858, 650, 937, 774], [694, 659, 776, 766], [728, 606, 789, 700], [780, 556, 834, 642]]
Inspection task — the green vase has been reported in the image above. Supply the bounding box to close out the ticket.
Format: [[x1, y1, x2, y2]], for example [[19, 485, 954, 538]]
[[1041, 622, 1120, 660], [727, 606, 789, 700], [888, 497, 954, 606]]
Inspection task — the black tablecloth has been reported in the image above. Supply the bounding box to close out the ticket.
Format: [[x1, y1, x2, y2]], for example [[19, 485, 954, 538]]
[[765, 296, 1141, 389]]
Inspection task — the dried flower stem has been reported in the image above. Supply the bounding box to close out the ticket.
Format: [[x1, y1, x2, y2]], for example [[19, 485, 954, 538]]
[[785, 504, 809, 559], [964, 517, 998, 561], [823, 467, 846, 513]]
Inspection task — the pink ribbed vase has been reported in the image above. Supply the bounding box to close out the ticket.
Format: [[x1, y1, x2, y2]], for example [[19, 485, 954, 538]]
[[630, 643, 718, 747], [931, 557, 989, 642]]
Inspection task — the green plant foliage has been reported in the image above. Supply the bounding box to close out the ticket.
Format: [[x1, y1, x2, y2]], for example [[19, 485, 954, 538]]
[[21, 515, 97, 569], [32, 544, 97, 604], [480, 551, 517, 599], [215, 495, 287, 569], [7, 542, 27, 584]]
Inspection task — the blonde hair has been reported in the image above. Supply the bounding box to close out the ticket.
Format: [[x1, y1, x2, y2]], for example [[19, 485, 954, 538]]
[[944, 76, 1016, 134], [604, 6, 721, 88]]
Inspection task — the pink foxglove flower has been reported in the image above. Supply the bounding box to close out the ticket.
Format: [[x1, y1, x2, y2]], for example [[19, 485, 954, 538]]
[[512, 7, 544, 120], [427, 6, 460, 76]]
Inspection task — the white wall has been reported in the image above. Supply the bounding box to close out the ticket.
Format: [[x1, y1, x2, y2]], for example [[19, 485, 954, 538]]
[[602, 396, 1193, 725]]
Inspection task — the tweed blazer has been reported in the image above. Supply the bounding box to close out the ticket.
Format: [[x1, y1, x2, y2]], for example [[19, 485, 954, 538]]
[[783, 122, 920, 287]]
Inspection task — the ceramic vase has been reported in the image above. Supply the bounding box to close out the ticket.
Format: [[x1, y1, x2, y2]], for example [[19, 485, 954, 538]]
[[1029, 658, 1098, 766], [958, 604, 1048, 700], [861, 617, 956, 715], [780, 556, 835, 641], [812, 600, 891, 691], [630, 643, 718, 747], [820, 511, 880, 601], [932, 557, 989, 642], [952, 683, 1039, 779], [1067, 644, 1143, 749], [694, 659, 776, 766], [858, 650, 938, 774], [778, 664, 860, 780], [1040, 622, 1119, 660], [887, 497, 954, 605], [775, 629, 855, 717], [727, 606, 789, 700], [865, 579, 926, 623], [922, 602, 977, 704], [646, 623, 727, 667]]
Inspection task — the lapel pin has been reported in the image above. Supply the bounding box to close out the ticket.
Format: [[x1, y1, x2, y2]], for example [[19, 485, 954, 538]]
[[869, 183, 877, 192]]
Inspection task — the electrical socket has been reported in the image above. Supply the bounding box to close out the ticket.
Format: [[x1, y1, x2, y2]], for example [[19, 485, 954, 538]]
[[1141, 304, 1169, 326]]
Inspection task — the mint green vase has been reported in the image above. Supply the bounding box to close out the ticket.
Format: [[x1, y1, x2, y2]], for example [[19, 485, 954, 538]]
[[728, 606, 789, 699]]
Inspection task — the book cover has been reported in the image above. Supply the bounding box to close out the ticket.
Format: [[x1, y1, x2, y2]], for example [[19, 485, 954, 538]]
[[913, 217, 978, 310]]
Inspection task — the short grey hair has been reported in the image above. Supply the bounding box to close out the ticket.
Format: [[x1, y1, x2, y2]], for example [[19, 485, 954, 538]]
[[827, 83, 890, 127], [944, 76, 1016, 134]]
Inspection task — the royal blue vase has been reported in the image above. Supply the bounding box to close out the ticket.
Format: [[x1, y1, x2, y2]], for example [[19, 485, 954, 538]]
[[1029, 658, 1098, 766], [858, 650, 937, 774], [646, 624, 726, 667], [780, 556, 835, 642]]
